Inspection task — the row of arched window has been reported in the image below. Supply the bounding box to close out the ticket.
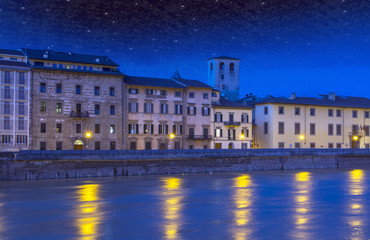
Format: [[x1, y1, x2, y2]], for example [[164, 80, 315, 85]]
[[210, 62, 234, 71]]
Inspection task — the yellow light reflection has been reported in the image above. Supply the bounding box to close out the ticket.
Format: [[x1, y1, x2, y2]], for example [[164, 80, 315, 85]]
[[233, 175, 253, 240], [348, 170, 366, 240], [162, 178, 183, 240], [293, 171, 311, 239], [75, 183, 102, 240], [349, 170, 364, 196]]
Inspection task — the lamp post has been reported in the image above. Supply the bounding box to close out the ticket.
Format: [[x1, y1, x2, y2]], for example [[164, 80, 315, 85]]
[[85, 132, 92, 150], [299, 135, 304, 148], [240, 134, 245, 149], [169, 133, 175, 150]]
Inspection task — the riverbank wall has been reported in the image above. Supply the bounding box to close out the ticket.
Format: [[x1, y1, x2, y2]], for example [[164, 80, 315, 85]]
[[0, 149, 369, 181]]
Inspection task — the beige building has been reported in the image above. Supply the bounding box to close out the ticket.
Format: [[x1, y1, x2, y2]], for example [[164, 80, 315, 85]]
[[21, 48, 124, 150], [0, 49, 31, 151], [124, 73, 213, 150], [211, 95, 253, 149], [254, 93, 370, 149]]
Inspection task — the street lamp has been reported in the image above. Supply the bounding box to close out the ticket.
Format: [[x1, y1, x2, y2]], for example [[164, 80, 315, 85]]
[[169, 133, 175, 150], [85, 132, 92, 150], [240, 134, 245, 149], [299, 135, 305, 148], [353, 135, 359, 141]]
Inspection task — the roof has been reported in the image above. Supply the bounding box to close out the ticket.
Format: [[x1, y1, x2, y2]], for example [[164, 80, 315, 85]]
[[173, 78, 212, 89], [0, 49, 24, 56], [32, 66, 124, 76], [256, 95, 370, 109], [20, 48, 118, 66], [0, 60, 30, 68], [124, 75, 185, 89], [213, 97, 254, 109], [207, 56, 240, 61]]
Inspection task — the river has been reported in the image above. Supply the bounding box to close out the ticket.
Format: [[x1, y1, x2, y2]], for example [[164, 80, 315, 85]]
[[0, 169, 369, 239]]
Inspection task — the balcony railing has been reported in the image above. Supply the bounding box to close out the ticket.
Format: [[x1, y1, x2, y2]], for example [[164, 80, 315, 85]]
[[224, 121, 241, 126], [70, 111, 89, 118], [187, 135, 212, 140]]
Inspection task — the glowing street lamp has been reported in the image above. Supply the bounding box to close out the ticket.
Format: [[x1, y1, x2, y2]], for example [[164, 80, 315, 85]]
[[86, 132, 92, 138], [169, 133, 175, 150], [240, 134, 245, 149], [299, 135, 305, 148], [85, 132, 92, 150], [353, 135, 359, 141]]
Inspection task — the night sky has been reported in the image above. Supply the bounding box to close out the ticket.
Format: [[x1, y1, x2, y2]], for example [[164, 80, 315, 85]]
[[1, 0, 370, 98]]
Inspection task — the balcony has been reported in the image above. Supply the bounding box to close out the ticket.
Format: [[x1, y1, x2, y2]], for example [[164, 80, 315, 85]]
[[70, 111, 89, 118], [224, 121, 241, 127], [348, 132, 364, 138], [187, 135, 212, 140]]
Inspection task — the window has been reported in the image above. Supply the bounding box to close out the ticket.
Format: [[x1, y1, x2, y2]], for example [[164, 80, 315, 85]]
[[95, 124, 100, 134], [53, 63, 57, 68], [175, 104, 182, 115], [40, 123, 46, 133], [210, 62, 213, 70], [222, 84, 226, 90], [352, 110, 358, 118], [175, 91, 181, 97], [40, 102, 46, 113], [173, 124, 183, 135], [76, 85, 81, 94], [202, 107, 210, 116], [336, 124, 342, 136], [59, 64, 64, 68], [203, 93, 209, 99], [230, 63, 234, 71], [160, 90, 166, 96], [144, 102, 153, 114], [95, 142, 100, 150], [229, 113, 234, 122], [16, 135, 27, 144], [130, 142, 136, 150], [228, 128, 236, 140], [56, 103, 62, 114], [188, 106, 196, 115], [336, 143, 342, 149], [40, 142, 46, 150], [76, 124, 82, 134], [310, 123, 315, 135], [328, 109, 333, 117], [220, 62, 224, 70], [294, 122, 300, 135], [129, 102, 138, 113], [56, 84, 62, 93], [110, 142, 116, 150], [129, 88, 138, 94], [295, 142, 300, 148], [295, 107, 300, 116], [40, 82, 46, 92], [328, 143, 334, 149], [128, 123, 139, 134], [264, 107, 268, 115], [215, 113, 223, 122], [264, 122, 268, 134], [328, 124, 334, 136], [278, 142, 285, 149], [352, 124, 359, 133], [278, 122, 284, 135], [10, 57, 17, 61], [76, 103, 81, 113], [19, 72, 25, 84], [310, 143, 315, 148], [158, 124, 168, 135], [18, 87, 25, 100], [365, 125, 370, 136], [336, 109, 341, 117], [4, 117, 10, 130], [56, 142, 62, 150], [160, 103, 168, 114], [215, 128, 222, 138], [94, 86, 100, 95], [241, 114, 249, 123], [145, 142, 152, 150], [4, 86, 11, 99], [278, 106, 284, 115], [110, 87, 115, 96], [365, 111, 370, 119], [310, 108, 315, 116], [18, 102, 24, 115], [4, 71, 10, 83], [94, 104, 100, 115], [212, 92, 217, 97], [4, 102, 10, 114], [110, 105, 115, 115], [18, 117, 24, 130], [2, 135, 12, 143], [189, 92, 194, 98], [220, 75, 224, 80], [241, 128, 249, 137], [146, 89, 154, 95], [88, 66, 92, 71], [110, 124, 115, 134], [56, 123, 62, 133], [144, 124, 154, 134]]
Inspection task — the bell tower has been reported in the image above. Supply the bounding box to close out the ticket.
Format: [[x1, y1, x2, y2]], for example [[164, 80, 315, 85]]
[[207, 56, 240, 101]]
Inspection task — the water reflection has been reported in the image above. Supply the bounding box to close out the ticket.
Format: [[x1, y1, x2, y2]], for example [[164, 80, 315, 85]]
[[232, 175, 253, 240], [293, 172, 312, 239], [0, 194, 4, 238], [161, 178, 183, 240], [348, 170, 366, 240], [75, 182, 103, 240]]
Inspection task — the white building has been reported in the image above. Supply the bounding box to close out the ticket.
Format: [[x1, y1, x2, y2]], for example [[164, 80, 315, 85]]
[[207, 56, 240, 101], [254, 93, 370, 149], [0, 49, 31, 151]]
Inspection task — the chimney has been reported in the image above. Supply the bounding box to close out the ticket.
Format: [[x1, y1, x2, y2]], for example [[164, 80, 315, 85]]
[[43, 50, 48, 59], [328, 92, 336, 101], [289, 92, 296, 100]]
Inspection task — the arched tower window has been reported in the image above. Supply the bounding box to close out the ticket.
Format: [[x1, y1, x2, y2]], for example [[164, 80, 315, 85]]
[[220, 62, 224, 70], [210, 63, 213, 71], [230, 63, 234, 71]]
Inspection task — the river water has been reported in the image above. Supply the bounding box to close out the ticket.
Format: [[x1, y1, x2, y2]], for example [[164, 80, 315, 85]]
[[0, 169, 369, 240]]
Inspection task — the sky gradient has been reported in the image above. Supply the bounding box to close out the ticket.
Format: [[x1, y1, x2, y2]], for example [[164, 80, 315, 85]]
[[1, 0, 369, 98]]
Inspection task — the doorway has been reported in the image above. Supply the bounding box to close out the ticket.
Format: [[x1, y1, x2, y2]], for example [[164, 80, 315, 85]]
[[228, 142, 234, 149], [159, 143, 167, 150], [74, 140, 84, 150]]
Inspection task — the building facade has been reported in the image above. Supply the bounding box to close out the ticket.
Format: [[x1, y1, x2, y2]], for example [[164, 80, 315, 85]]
[[254, 93, 370, 149], [207, 56, 240, 101], [0, 49, 31, 151], [22, 48, 124, 150]]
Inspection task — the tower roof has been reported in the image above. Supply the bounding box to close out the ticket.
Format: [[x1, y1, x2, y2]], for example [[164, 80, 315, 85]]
[[171, 70, 182, 79], [207, 56, 240, 61]]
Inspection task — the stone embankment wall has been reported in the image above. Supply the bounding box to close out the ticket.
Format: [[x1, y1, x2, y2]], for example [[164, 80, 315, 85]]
[[0, 149, 369, 181]]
